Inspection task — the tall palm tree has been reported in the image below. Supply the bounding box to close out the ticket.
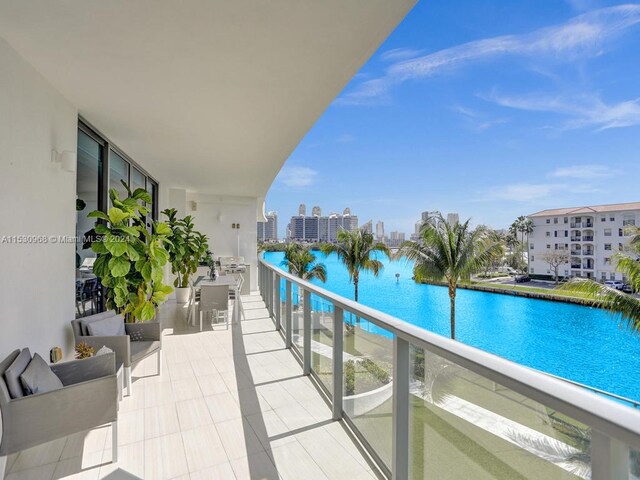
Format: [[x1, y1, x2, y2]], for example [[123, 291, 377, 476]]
[[321, 229, 389, 302], [561, 226, 640, 332], [281, 243, 327, 282], [396, 215, 503, 340]]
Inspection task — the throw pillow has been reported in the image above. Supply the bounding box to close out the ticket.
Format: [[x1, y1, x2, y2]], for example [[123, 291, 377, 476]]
[[3, 348, 32, 398], [87, 315, 126, 337], [20, 353, 64, 395], [95, 346, 114, 356]]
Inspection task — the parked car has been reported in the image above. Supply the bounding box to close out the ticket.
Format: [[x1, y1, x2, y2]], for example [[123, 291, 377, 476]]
[[515, 275, 531, 283], [604, 280, 625, 290], [622, 284, 635, 293]]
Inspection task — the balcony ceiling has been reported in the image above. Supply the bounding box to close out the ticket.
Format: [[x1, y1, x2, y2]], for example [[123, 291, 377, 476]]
[[0, 0, 415, 197]]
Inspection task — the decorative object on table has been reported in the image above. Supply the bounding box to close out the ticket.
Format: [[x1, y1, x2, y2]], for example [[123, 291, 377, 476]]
[[95, 346, 114, 356], [50, 347, 63, 363], [88, 181, 173, 322], [162, 208, 209, 303], [75, 342, 96, 359], [70, 311, 162, 396]]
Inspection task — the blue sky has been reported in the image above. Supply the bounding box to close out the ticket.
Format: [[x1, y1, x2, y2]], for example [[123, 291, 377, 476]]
[[266, 0, 640, 238]]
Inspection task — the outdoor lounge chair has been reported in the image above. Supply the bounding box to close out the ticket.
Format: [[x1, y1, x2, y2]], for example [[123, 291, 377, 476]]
[[70, 311, 162, 396], [0, 350, 118, 477]]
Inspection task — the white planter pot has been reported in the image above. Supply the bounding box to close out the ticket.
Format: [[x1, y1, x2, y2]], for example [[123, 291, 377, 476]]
[[175, 287, 190, 303]]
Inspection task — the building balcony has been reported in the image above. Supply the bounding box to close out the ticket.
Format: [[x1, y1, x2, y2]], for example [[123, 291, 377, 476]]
[[583, 236, 594, 241], [6, 294, 377, 479], [570, 222, 582, 228], [570, 237, 582, 242], [571, 263, 582, 268]]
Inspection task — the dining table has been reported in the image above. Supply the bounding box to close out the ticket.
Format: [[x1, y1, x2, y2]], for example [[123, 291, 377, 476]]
[[190, 274, 243, 326]]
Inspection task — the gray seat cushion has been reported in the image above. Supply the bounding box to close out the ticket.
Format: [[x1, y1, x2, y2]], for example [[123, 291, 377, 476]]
[[87, 315, 126, 337], [20, 353, 64, 395], [130, 341, 161, 363], [4, 348, 31, 398], [79, 311, 119, 336]]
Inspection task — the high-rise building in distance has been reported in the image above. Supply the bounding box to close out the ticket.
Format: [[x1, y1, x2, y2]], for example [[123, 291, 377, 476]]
[[257, 211, 278, 242], [361, 220, 372, 234], [299, 204, 306, 216], [375, 220, 385, 241], [288, 206, 358, 242], [447, 212, 459, 225], [387, 231, 405, 248]]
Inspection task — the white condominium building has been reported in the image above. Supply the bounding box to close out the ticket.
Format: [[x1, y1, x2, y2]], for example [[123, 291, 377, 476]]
[[527, 202, 640, 282]]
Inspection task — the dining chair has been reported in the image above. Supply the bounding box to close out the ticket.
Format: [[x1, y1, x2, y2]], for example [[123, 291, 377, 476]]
[[199, 284, 229, 331]]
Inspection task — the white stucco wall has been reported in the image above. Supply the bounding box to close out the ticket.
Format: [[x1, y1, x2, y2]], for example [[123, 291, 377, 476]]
[[178, 191, 259, 292], [0, 37, 78, 360]]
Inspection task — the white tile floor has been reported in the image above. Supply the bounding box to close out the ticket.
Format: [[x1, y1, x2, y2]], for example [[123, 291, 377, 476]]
[[4, 294, 378, 480]]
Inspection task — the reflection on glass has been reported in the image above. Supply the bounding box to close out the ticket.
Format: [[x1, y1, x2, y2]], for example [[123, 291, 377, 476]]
[[310, 295, 334, 395], [131, 167, 146, 193], [291, 285, 304, 356], [342, 316, 393, 469], [109, 151, 129, 200], [409, 346, 591, 479], [76, 130, 102, 318]]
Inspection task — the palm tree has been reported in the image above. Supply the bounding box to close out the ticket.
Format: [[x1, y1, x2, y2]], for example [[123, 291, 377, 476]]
[[321, 229, 389, 302], [561, 227, 640, 332], [396, 215, 503, 340], [281, 243, 327, 282]]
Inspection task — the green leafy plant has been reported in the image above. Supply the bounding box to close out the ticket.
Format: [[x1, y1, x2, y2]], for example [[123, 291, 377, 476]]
[[162, 208, 209, 288], [89, 182, 173, 322]]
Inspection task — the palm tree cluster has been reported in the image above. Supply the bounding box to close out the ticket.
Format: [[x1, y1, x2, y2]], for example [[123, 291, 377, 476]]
[[508, 216, 534, 273], [562, 226, 640, 332], [321, 229, 390, 301], [281, 243, 327, 283], [396, 214, 504, 340]]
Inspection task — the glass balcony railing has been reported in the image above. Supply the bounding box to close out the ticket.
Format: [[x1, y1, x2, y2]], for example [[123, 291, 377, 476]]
[[259, 260, 640, 480], [570, 223, 582, 228], [583, 236, 594, 241]]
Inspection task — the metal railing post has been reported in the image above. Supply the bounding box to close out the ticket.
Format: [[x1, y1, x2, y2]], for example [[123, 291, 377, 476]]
[[259, 263, 264, 298], [274, 274, 281, 331], [285, 280, 292, 348], [392, 336, 409, 480], [591, 430, 629, 480], [266, 268, 273, 316], [303, 289, 311, 375], [332, 306, 344, 421], [272, 271, 278, 324]]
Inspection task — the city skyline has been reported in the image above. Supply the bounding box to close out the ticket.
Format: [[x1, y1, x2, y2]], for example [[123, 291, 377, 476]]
[[265, 0, 640, 237]]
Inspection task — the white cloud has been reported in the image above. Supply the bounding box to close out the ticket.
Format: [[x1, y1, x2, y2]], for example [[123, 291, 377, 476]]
[[477, 182, 602, 202], [379, 48, 423, 62], [551, 164, 619, 178], [338, 5, 640, 105], [276, 166, 317, 188], [452, 104, 509, 131], [486, 92, 640, 130]]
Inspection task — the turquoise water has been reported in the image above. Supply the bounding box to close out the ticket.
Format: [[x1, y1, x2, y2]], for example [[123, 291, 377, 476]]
[[264, 251, 640, 401]]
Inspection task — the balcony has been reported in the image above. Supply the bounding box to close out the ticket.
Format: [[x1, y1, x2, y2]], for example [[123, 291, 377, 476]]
[[583, 236, 594, 241], [6, 295, 377, 479], [571, 237, 582, 242], [257, 261, 640, 478]]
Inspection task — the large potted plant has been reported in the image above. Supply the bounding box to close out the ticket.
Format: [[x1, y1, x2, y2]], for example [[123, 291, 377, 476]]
[[88, 182, 173, 321], [162, 208, 209, 303]]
